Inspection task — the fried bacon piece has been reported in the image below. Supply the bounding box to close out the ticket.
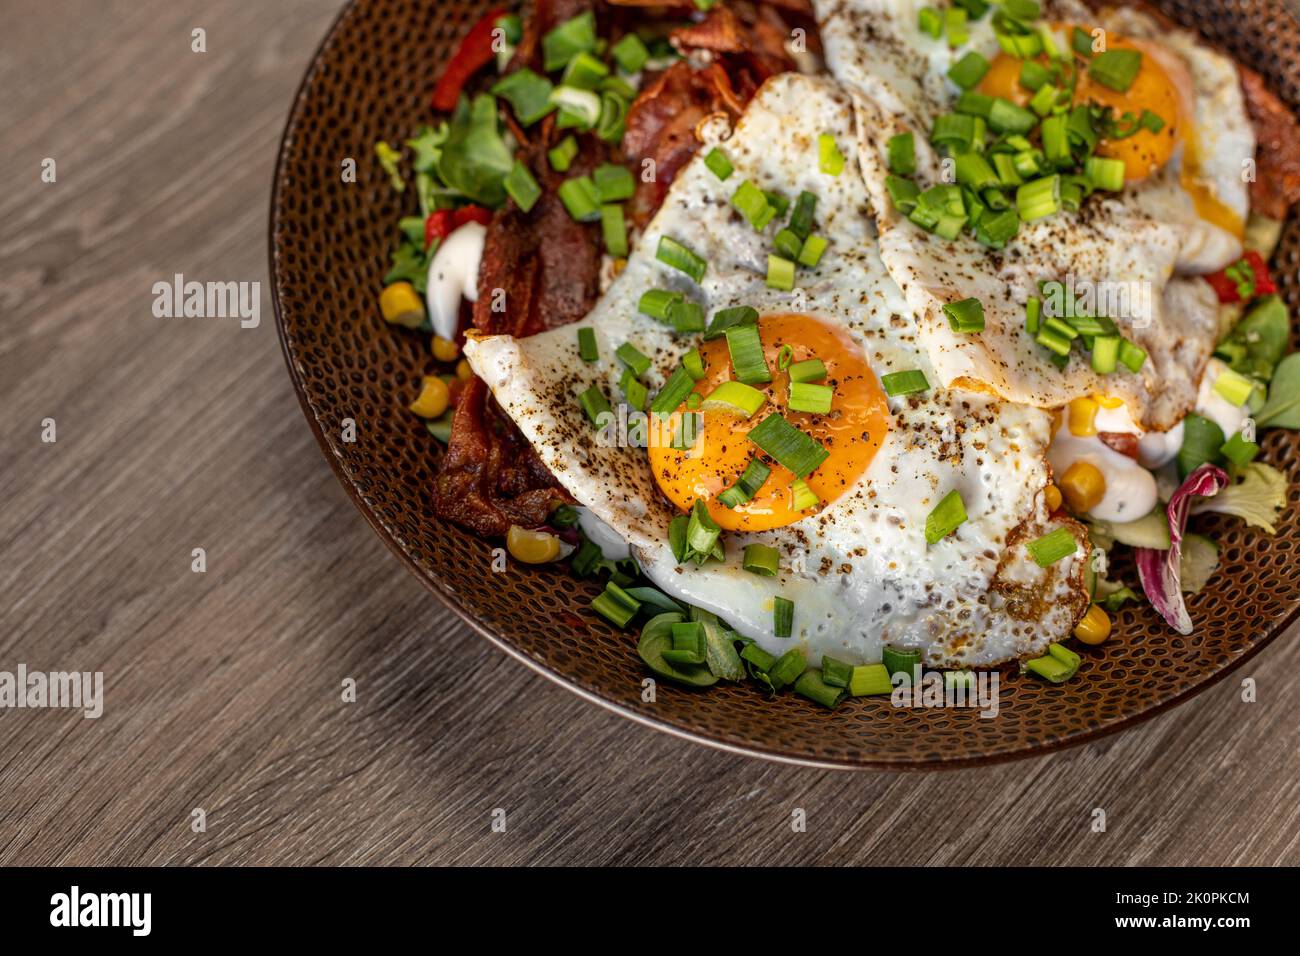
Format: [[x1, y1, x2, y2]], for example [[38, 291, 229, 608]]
[[1098, 432, 1140, 459], [1239, 66, 1300, 220]]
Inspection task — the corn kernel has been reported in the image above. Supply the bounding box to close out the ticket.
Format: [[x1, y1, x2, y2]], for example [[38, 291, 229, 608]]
[[1093, 393, 1124, 409], [1067, 397, 1099, 437], [1074, 604, 1112, 645], [507, 525, 562, 564], [409, 375, 450, 418], [456, 358, 473, 381], [612, 258, 627, 276], [1059, 460, 1106, 513], [1044, 483, 1062, 512], [432, 335, 460, 362], [379, 282, 426, 329]]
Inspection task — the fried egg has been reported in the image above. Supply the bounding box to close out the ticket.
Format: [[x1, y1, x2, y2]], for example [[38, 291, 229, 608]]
[[814, 0, 1257, 430], [465, 73, 1088, 667]]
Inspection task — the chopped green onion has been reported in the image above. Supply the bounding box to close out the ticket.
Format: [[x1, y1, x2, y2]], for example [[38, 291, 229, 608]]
[[1028, 82, 1058, 117], [1016, 174, 1060, 221], [704, 148, 734, 181], [1091, 334, 1120, 374], [1119, 339, 1147, 373], [794, 670, 846, 709], [766, 255, 796, 291], [1089, 49, 1143, 93], [955, 91, 994, 117], [596, 90, 628, 143], [1024, 296, 1042, 335], [657, 236, 707, 282], [774, 228, 803, 261], [601, 204, 627, 256], [686, 392, 702, 410], [725, 324, 771, 384], [1220, 430, 1260, 467], [615, 342, 651, 377], [731, 179, 775, 230], [987, 97, 1037, 134], [549, 85, 601, 129], [1026, 527, 1078, 567], [767, 647, 804, 688], [880, 369, 930, 396], [789, 191, 818, 238], [704, 305, 759, 341], [611, 32, 649, 73], [788, 381, 833, 415], [887, 133, 916, 176], [577, 327, 599, 362], [593, 163, 635, 202], [703, 380, 766, 418], [649, 365, 697, 417], [740, 643, 776, 671], [682, 348, 705, 381], [1084, 155, 1125, 192], [561, 50, 609, 90], [1026, 643, 1081, 683], [621, 373, 648, 410], [668, 299, 705, 333], [886, 175, 921, 213], [975, 207, 1019, 247], [686, 498, 721, 556], [818, 134, 845, 176], [943, 297, 985, 333], [945, 6, 968, 46], [947, 51, 990, 89], [763, 190, 790, 219], [746, 413, 829, 478], [504, 160, 542, 213], [924, 489, 967, 544], [743, 543, 780, 576], [787, 358, 827, 383], [848, 663, 892, 697], [548, 135, 578, 172], [662, 621, 706, 665], [591, 580, 640, 628], [571, 537, 603, 576], [1040, 114, 1070, 166], [931, 112, 980, 149], [638, 289, 682, 321], [1036, 326, 1073, 357], [491, 69, 556, 126], [881, 646, 922, 680], [1019, 59, 1050, 91], [578, 384, 612, 427], [820, 655, 853, 689], [1213, 368, 1255, 406], [1072, 26, 1094, 57], [790, 478, 819, 511], [557, 175, 601, 222], [719, 457, 772, 508], [918, 6, 942, 38], [773, 597, 795, 638], [798, 235, 828, 267], [955, 152, 999, 189], [542, 10, 596, 72]]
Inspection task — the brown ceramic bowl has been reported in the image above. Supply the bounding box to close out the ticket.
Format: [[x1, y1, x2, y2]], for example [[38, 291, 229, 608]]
[[271, 0, 1300, 768]]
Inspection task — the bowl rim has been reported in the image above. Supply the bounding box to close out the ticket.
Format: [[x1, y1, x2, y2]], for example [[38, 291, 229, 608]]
[[268, 0, 1299, 771]]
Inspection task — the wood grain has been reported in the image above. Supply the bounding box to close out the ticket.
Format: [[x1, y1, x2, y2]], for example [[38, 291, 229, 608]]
[[0, 0, 1296, 866]]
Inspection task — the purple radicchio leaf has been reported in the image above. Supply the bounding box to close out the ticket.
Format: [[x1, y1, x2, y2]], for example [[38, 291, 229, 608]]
[[1135, 463, 1229, 634]]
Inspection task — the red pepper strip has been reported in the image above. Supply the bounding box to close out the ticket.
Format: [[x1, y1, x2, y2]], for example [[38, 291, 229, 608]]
[[431, 8, 508, 113], [1205, 250, 1277, 303], [425, 205, 491, 249]]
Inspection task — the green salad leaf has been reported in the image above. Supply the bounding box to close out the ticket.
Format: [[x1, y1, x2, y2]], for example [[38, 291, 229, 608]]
[[1216, 295, 1289, 381], [1256, 352, 1300, 429], [406, 123, 449, 174], [1189, 462, 1287, 533], [437, 94, 514, 207], [1178, 533, 1219, 594]]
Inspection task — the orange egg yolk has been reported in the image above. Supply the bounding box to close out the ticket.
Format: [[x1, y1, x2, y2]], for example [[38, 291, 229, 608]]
[[977, 24, 1242, 237], [647, 313, 889, 532]]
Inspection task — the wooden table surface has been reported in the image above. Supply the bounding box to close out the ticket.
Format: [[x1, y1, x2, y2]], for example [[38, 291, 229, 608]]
[[1, 0, 1296, 867]]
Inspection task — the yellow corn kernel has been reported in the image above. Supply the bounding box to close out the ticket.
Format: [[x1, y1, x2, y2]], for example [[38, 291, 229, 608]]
[[432, 335, 460, 362], [1067, 396, 1099, 437], [506, 525, 562, 564], [1093, 393, 1124, 410], [1044, 483, 1062, 512], [456, 358, 473, 381], [379, 282, 426, 329], [1059, 460, 1106, 513], [409, 375, 450, 418], [1074, 604, 1112, 645], [612, 257, 627, 276]]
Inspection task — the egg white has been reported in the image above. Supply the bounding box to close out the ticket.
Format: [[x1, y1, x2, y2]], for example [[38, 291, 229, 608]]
[[466, 73, 1088, 667]]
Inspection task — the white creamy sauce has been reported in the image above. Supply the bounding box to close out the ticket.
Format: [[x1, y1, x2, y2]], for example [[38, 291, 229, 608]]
[[576, 508, 631, 562], [426, 222, 485, 340]]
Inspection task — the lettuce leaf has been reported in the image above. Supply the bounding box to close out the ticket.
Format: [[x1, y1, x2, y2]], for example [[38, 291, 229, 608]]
[[1189, 462, 1287, 533], [1178, 533, 1219, 594], [437, 94, 513, 207]]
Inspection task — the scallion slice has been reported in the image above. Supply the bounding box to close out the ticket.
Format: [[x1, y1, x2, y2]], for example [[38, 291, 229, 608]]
[[987, 97, 1037, 134], [1220, 430, 1260, 467], [725, 324, 771, 385], [943, 297, 985, 333], [1072, 25, 1094, 57], [1016, 174, 1060, 221], [746, 413, 829, 478], [848, 663, 892, 697], [787, 358, 827, 383], [549, 85, 601, 130], [601, 204, 628, 256], [880, 369, 930, 396], [918, 6, 942, 38], [561, 50, 609, 90], [790, 478, 819, 511], [818, 134, 845, 175], [924, 489, 966, 544], [773, 597, 795, 639], [491, 69, 556, 127], [704, 147, 733, 181], [682, 347, 706, 381], [656, 236, 707, 282], [1089, 48, 1143, 93], [766, 255, 796, 291], [662, 621, 706, 665], [1119, 339, 1147, 373], [1084, 155, 1125, 192], [947, 50, 990, 89], [668, 299, 705, 334], [1213, 368, 1255, 406], [797, 235, 828, 267], [541, 10, 596, 70], [593, 163, 635, 202], [591, 580, 640, 628], [547, 135, 579, 173], [577, 327, 599, 362], [638, 289, 683, 321], [740, 642, 776, 671], [788, 381, 833, 415], [578, 384, 611, 427], [615, 342, 651, 377], [1019, 59, 1050, 91], [945, 6, 968, 46], [774, 228, 803, 261], [886, 175, 921, 213], [955, 152, 999, 189], [1026, 527, 1078, 567], [718, 457, 772, 508], [702, 381, 766, 418], [1091, 334, 1120, 374], [649, 365, 697, 416], [704, 305, 759, 340], [821, 655, 853, 689], [611, 32, 649, 73], [742, 543, 780, 576], [731, 180, 775, 230], [686, 499, 721, 556], [794, 670, 846, 708], [789, 190, 818, 239], [557, 175, 601, 222], [886, 133, 916, 177], [504, 160, 542, 213]]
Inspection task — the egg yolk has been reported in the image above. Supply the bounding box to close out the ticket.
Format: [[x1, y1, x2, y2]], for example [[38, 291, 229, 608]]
[[647, 313, 888, 532], [977, 25, 1242, 236]]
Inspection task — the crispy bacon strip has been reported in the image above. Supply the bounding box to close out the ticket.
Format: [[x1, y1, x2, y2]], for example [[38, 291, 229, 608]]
[[1240, 66, 1300, 220]]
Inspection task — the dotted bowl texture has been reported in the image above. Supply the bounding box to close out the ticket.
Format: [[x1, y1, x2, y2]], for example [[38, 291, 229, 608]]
[[271, 0, 1300, 769]]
